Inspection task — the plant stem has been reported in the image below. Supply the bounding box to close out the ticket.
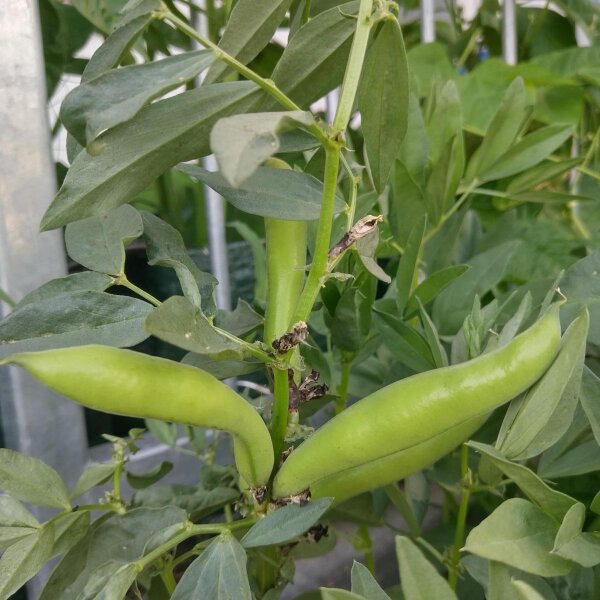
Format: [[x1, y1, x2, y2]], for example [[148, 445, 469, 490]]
[[302, 0, 312, 24], [332, 0, 375, 135], [292, 143, 341, 323], [162, 11, 328, 145], [213, 325, 273, 363], [116, 276, 162, 307], [448, 444, 471, 591], [160, 568, 177, 594], [270, 366, 290, 465]]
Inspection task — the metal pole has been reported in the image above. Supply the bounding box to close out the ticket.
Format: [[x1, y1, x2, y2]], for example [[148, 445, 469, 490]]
[[420, 0, 436, 43], [192, 6, 232, 311], [502, 0, 518, 65]]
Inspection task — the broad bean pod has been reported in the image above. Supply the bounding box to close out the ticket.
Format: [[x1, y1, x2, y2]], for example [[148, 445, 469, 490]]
[[273, 303, 562, 499], [1, 346, 274, 488]]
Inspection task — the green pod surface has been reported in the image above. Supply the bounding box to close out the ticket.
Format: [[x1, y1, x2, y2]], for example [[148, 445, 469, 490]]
[[1, 346, 274, 487], [273, 303, 562, 498]]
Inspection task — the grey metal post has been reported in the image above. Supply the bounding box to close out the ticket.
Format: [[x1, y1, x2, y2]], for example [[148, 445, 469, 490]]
[[420, 0, 436, 43], [502, 0, 518, 65], [0, 1, 89, 596], [192, 7, 232, 311]]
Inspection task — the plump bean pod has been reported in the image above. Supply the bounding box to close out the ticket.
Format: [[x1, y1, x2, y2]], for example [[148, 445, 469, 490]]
[[0, 345, 274, 487], [273, 303, 562, 499]]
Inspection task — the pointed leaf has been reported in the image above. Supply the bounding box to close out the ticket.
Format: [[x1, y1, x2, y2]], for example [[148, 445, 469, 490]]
[[468, 442, 577, 522], [126, 461, 173, 490], [204, 0, 294, 84], [351, 561, 390, 599], [145, 296, 243, 359], [498, 309, 589, 460], [404, 265, 469, 318], [0, 525, 55, 600], [464, 499, 571, 576], [581, 366, 600, 444], [0, 291, 152, 356], [396, 217, 426, 314], [62, 50, 214, 146], [71, 463, 116, 499], [215, 300, 263, 337], [179, 165, 344, 220], [52, 511, 90, 556], [321, 591, 366, 600], [15, 272, 113, 309], [0, 497, 39, 549], [359, 18, 409, 192], [65, 205, 143, 276], [242, 498, 332, 548], [466, 77, 528, 180], [552, 502, 600, 567], [142, 212, 217, 313], [41, 82, 260, 230], [0, 449, 70, 510], [171, 532, 252, 600], [478, 124, 574, 183], [512, 580, 548, 600], [79, 561, 138, 600], [395, 536, 457, 600], [506, 157, 581, 194]]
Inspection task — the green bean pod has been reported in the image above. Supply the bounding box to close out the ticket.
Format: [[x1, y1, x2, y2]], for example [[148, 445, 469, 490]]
[[1, 346, 274, 488], [273, 303, 562, 499]]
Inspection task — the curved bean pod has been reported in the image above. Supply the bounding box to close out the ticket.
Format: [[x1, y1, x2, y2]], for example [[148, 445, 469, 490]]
[[1, 345, 274, 487], [273, 303, 562, 499]]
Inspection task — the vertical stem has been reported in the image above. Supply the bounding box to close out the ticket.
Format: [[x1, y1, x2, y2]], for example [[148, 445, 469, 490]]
[[160, 568, 177, 594], [302, 0, 312, 24], [270, 367, 290, 466], [292, 143, 341, 323], [448, 444, 471, 590], [332, 0, 375, 134]]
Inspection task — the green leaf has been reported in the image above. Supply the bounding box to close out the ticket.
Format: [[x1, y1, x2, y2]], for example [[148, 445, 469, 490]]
[[228, 221, 267, 302], [65, 205, 143, 276], [70, 463, 116, 499], [126, 461, 173, 489], [145, 419, 178, 447], [432, 241, 520, 335], [215, 300, 262, 337], [52, 511, 90, 556], [70, 0, 126, 33], [390, 161, 426, 248], [466, 77, 528, 181], [423, 134, 464, 225], [0, 449, 70, 510], [171, 532, 252, 600], [41, 81, 261, 231], [560, 250, 600, 346], [478, 124, 574, 183], [373, 310, 435, 373], [0, 497, 39, 549], [396, 217, 426, 314], [539, 440, 600, 479], [350, 561, 391, 600], [406, 43, 457, 97], [145, 296, 243, 359], [142, 211, 217, 313], [581, 366, 600, 444], [0, 291, 152, 356], [78, 561, 138, 600], [328, 288, 366, 352], [463, 498, 572, 577], [404, 265, 469, 319], [0, 525, 55, 600], [204, 0, 294, 84], [182, 353, 262, 380], [497, 292, 532, 347], [62, 50, 214, 146], [211, 111, 315, 186], [241, 498, 333, 548], [468, 442, 577, 522], [359, 18, 409, 192], [179, 165, 344, 221], [506, 158, 582, 194], [321, 591, 366, 600], [15, 272, 113, 309], [265, 2, 359, 108], [395, 536, 457, 600], [41, 507, 188, 600], [425, 80, 462, 166], [356, 230, 391, 283], [498, 309, 589, 460], [418, 300, 448, 368], [591, 491, 600, 514], [512, 580, 548, 600], [552, 502, 600, 567]]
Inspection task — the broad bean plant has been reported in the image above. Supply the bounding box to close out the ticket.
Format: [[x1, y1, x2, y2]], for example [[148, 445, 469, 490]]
[[0, 0, 599, 598]]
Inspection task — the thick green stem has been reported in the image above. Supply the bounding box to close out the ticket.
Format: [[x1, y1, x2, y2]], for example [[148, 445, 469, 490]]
[[292, 144, 341, 323], [116, 276, 162, 307], [270, 367, 290, 466], [332, 0, 375, 135], [448, 444, 471, 590]]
